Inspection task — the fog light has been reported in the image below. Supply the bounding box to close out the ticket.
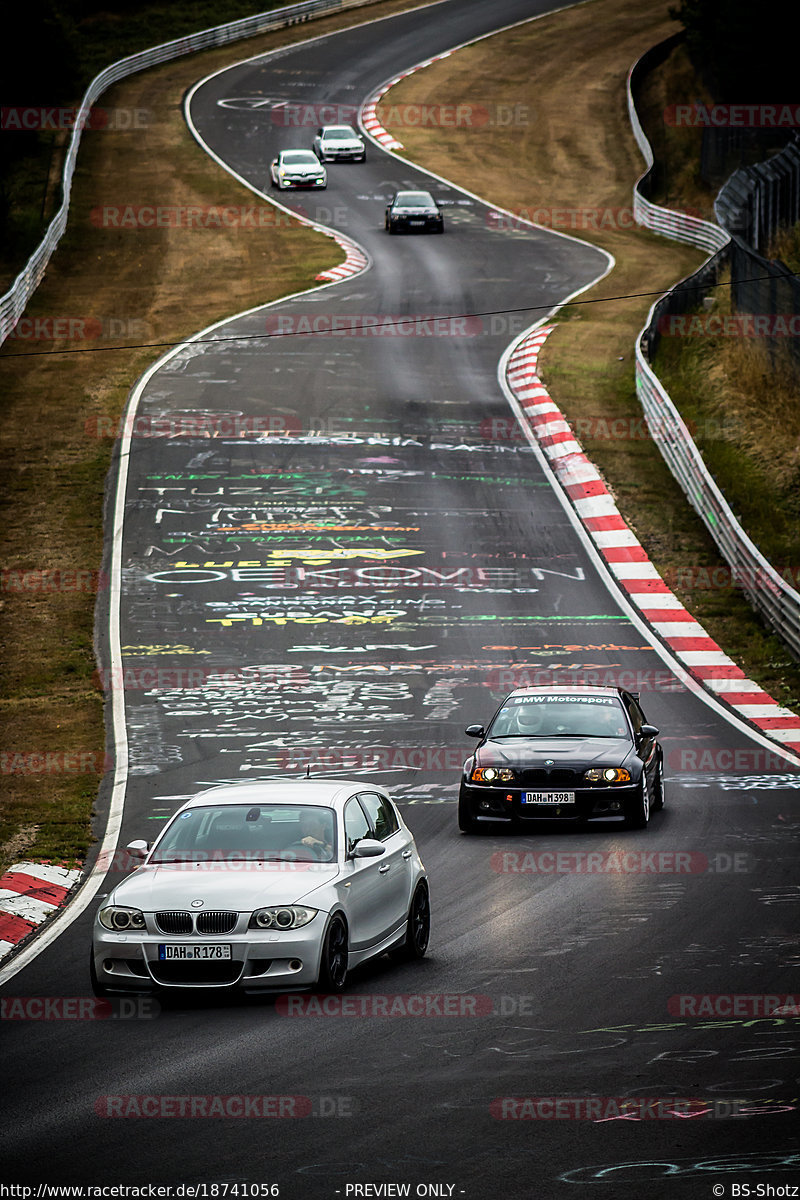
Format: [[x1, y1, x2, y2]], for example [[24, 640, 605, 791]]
[[289, 960, 302, 971], [610, 801, 621, 811]]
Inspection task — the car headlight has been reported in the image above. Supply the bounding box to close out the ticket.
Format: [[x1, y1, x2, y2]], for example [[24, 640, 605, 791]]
[[584, 767, 631, 784], [470, 766, 516, 784], [99, 905, 146, 931], [248, 906, 318, 930]]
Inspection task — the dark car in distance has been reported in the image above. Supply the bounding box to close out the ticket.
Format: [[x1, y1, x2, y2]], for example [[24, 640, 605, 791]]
[[458, 686, 664, 832], [385, 190, 444, 234]]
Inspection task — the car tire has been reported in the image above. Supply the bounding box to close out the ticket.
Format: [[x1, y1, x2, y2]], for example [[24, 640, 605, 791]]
[[624, 783, 650, 830], [359, 152, 367, 162], [315, 915, 348, 992], [392, 882, 430, 961], [458, 791, 477, 833], [90, 949, 109, 998], [650, 758, 666, 812]]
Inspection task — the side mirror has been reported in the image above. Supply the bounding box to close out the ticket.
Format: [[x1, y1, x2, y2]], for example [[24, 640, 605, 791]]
[[350, 838, 385, 859], [465, 724, 485, 738], [638, 724, 659, 739], [126, 839, 149, 861]]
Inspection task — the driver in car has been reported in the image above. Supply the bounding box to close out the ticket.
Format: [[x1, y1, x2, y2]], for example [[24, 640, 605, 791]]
[[513, 705, 546, 735], [298, 811, 334, 860]]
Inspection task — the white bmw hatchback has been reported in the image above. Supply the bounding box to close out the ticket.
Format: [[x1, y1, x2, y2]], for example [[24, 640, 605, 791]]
[[91, 780, 429, 995]]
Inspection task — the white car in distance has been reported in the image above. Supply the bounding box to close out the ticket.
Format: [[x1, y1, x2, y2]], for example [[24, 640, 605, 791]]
[[312, 124, 367, 162], [270, 149, 327, 189]]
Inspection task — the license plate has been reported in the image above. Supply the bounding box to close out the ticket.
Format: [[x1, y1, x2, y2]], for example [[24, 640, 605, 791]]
[[522, 792, 576, 805], [158, 944, 232, 961], [409, 220, 425, 225]]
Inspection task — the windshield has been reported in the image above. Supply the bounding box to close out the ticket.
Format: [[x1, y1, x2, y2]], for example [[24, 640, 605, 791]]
[[150, 803, 337, 864], [282, 152, 319, 165], [324, 127, 358, 139], [489, 695, 630, 739], [395, 192, 435, 207]]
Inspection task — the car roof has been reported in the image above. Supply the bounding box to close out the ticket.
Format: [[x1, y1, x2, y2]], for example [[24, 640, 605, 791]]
[[180, 779, 385, 811], [505, 685, 625, 699], [321, 125, 357, 134], [395, 190, 434, 200]]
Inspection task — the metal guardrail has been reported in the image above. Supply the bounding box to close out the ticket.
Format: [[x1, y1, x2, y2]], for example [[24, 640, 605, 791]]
[[627, 38, 800, 660], [0, 0, 379, 347]]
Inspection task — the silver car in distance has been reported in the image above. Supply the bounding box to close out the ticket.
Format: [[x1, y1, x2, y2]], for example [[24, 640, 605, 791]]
[[91, 780, 430, 995], [312, 124, 367, 162]]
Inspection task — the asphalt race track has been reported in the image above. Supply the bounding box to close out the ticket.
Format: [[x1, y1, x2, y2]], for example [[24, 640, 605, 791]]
[[2, 2, 799, 1196]]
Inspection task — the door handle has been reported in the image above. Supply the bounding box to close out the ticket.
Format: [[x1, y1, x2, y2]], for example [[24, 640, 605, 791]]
[[402, 850, 412, 859], [378, 864, 390, 874]]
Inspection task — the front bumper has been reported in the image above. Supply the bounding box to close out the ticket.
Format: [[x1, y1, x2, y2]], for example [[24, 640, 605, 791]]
[[320, 148, 364, 160], [389, 216, 443, 232], [280, 176, 326, 188], [92, 919, 327, 992], [459, 782, 639, 823]]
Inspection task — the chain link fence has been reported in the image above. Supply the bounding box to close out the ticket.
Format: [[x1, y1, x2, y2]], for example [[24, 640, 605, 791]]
[[628, 37, 800, 660]]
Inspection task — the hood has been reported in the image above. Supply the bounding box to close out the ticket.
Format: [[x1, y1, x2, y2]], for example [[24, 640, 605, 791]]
[[477, 737, 633, 771], [110, 861, 339, 911]]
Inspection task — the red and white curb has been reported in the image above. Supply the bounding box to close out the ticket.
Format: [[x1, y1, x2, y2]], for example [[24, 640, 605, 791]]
[[360, 51, 455, 152], [0, 862, 82, 959], [315, 231, 368, 282], [507, 325, 800, 754]]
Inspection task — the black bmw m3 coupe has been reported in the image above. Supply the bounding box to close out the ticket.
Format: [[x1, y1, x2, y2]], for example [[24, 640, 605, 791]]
[[458, 686, 664, 832]]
